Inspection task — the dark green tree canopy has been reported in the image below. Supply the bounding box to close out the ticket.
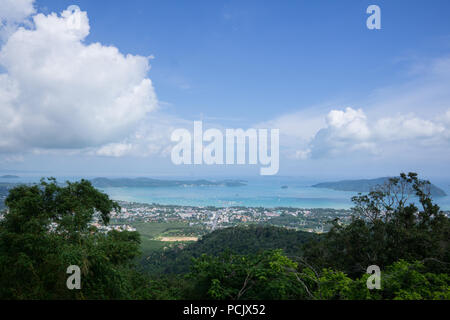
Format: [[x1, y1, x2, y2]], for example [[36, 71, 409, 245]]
[[0, 178, 146, 299], [304, 172, 450, 276]]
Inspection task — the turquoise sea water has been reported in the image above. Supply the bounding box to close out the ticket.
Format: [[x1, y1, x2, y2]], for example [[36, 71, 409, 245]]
[[100, 185, 357, 209], [2, 176, 450, 210], [100, 177, 450, 210]]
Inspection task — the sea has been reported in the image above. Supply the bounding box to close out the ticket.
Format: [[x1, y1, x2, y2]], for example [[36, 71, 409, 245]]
[[2, 175, 450, 210]]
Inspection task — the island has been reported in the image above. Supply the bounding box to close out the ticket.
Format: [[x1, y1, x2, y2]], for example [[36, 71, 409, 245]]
[[0, 175, 19, 179], [90, 177, 247, 188], [312, 177, 447, 197]]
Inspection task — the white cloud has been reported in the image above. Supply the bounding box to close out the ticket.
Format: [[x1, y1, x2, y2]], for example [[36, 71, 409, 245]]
[[0, 6, 157, 153], [304, 108, 375, 158], [326, 108, 371, 141], [87, 113, 190, 158], [0, 0, 35, 40], [0, 0, 35, 22], [295, 107, 450, 159], [294, 149, 311, 160], [96, 143, 133, 158], [374, 115, 445, 141]]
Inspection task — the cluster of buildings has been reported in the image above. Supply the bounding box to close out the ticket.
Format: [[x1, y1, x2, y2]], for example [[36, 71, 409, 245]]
[[90, 222, 136, 233], [44, 221, 136, 234], [111, 201, 353, 233]]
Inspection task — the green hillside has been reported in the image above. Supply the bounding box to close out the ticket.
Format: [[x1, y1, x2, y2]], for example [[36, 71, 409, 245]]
[[141, 225, 317, 274]]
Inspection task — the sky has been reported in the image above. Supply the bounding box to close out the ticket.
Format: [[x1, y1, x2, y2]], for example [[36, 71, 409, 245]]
[[0, 0, 450, 180]]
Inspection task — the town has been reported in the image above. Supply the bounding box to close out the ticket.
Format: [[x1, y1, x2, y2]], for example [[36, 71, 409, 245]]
[[108, 201, 354, 235]]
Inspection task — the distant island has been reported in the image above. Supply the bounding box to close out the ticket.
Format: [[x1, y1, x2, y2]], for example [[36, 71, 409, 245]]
[[312, 177, 447, 197], [90, 177, 247, 188], [0, 175, 19, 179]]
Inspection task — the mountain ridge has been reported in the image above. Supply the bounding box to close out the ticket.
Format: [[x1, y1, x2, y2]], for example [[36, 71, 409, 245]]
[[312, 177, 447, 197]]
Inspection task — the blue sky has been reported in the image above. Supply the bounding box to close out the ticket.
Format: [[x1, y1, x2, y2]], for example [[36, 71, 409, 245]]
[[32, 0, 450, 123], [1, 0, 450, 179]]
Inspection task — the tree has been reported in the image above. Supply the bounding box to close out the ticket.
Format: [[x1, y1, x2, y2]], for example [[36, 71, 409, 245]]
[[0, 178, 148, 299], [303, 173, 450, 277], [381, 260, 449, 300], [293, 259, 449, 300], [189, 250, 307, 300]]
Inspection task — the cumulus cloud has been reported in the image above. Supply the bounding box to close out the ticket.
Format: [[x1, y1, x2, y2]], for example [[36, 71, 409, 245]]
[[296, 107, 450, 159], [0, 5, 158, 153], [305, 108, 376, 158], [96, 143, 133, 158], [0, 0, 35, 40], [325, 108, 371, 140], [374, 115, 445, 141]]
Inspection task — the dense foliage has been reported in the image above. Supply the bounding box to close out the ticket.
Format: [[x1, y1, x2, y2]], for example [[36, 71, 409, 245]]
[[184, 253, 449, 300], [0, 178, 150, 299], [142, 224, 316, 274], [303, 173, 450, 277]]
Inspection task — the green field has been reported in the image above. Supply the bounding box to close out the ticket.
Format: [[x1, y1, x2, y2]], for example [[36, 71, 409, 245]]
[[131, 221, 200, 255]]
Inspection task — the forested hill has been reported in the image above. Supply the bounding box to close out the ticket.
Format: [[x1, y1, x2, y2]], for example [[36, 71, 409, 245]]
[[141, 225, 317, 274], [312, 177, 447, 197]]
